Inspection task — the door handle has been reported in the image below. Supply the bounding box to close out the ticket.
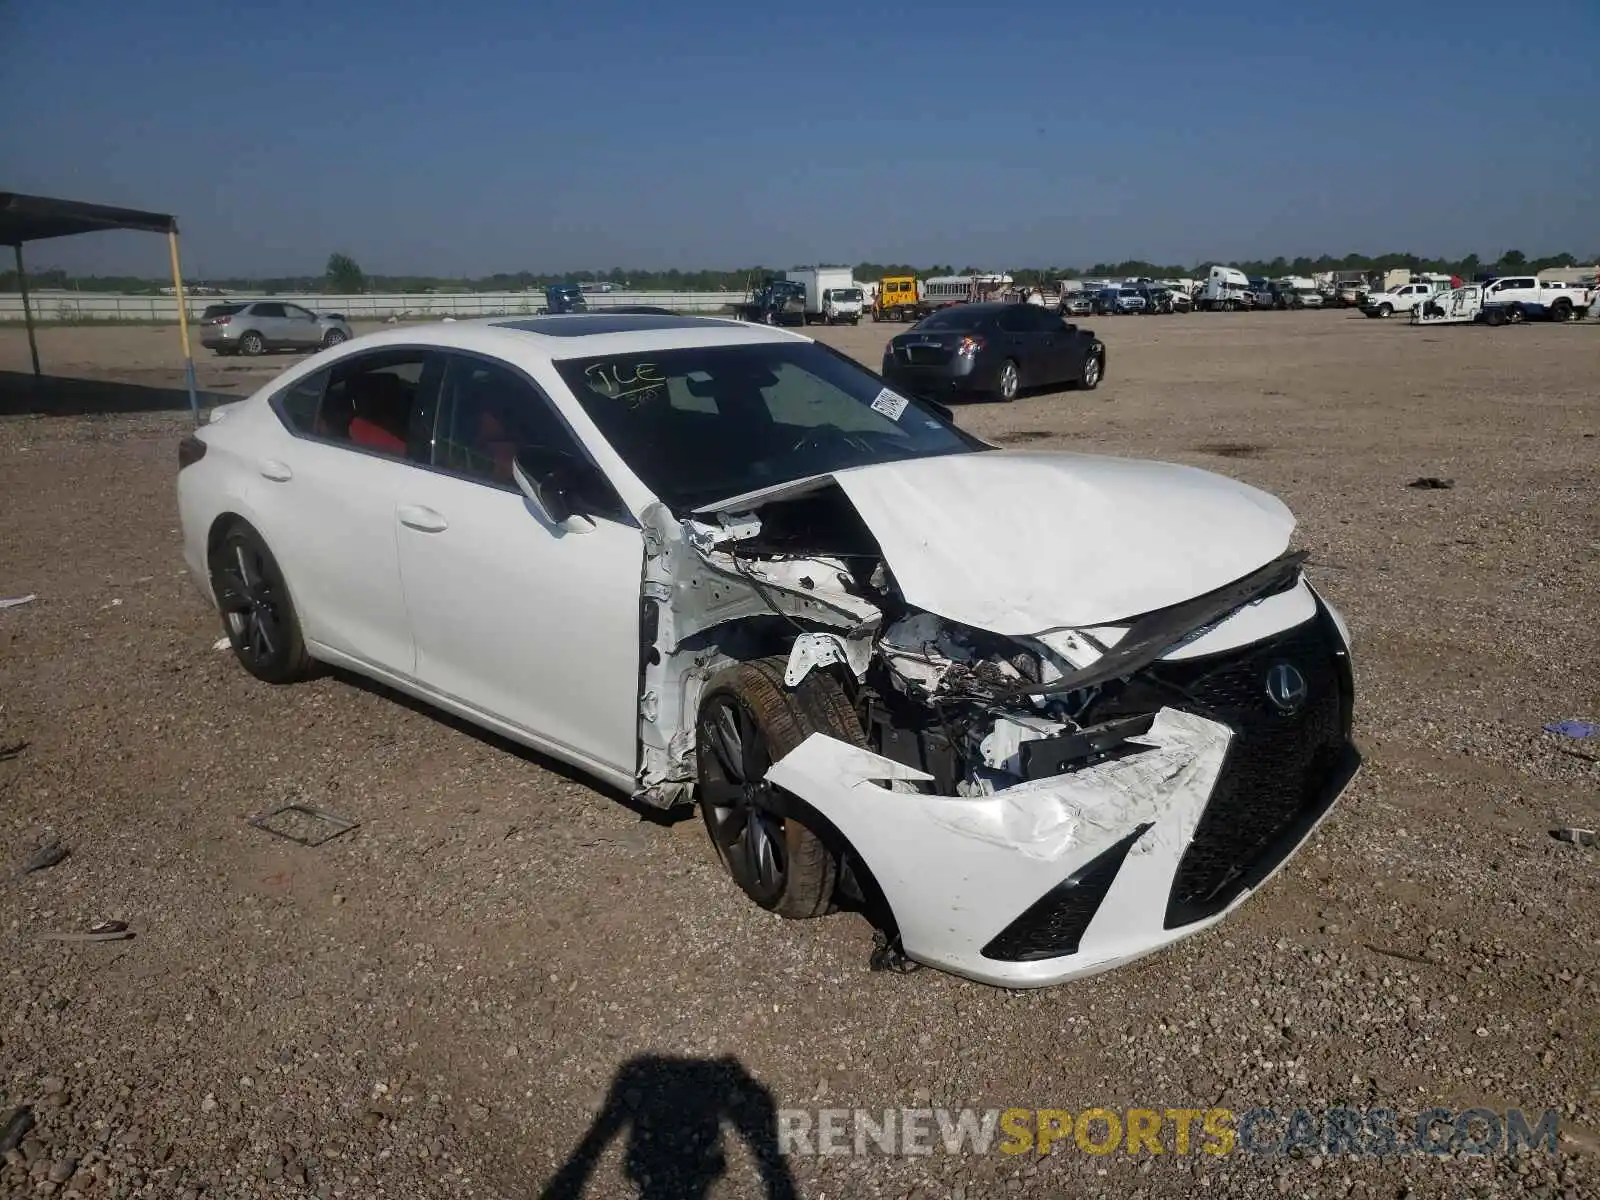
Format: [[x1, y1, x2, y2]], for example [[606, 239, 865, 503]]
[[397, 504, 449, 533], [259, 460, 292, 482]]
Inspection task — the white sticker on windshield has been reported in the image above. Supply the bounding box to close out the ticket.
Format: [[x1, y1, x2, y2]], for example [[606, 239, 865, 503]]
[[870, 388, 909, 421]]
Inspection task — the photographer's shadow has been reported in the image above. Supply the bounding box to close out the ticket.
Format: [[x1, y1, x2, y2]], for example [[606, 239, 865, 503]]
[[540, 1054, 798, 1199]]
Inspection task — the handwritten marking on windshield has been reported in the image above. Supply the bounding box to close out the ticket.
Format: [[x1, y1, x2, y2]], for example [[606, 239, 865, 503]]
[[585, 361, 665, 404]]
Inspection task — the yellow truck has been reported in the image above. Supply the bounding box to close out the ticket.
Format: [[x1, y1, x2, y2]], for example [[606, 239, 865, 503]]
[[872, 275, 922, 322]]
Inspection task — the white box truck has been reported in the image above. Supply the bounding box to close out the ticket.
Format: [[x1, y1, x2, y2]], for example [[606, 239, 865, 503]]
[[787, 267, 863, 325]]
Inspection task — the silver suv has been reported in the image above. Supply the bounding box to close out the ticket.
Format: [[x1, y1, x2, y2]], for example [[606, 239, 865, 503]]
[[199, 301, 353, 356]]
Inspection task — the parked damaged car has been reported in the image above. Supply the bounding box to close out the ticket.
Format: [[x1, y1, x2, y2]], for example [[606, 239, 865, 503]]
[[177, 314, 1359, 988]]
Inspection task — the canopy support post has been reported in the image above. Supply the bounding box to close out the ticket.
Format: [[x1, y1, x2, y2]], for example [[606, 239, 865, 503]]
[[14, 243, 41, 377], [167, 229, 200, 424]]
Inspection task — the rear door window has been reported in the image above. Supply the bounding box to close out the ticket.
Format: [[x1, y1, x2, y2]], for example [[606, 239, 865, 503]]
[[271, 349, 441, 460]]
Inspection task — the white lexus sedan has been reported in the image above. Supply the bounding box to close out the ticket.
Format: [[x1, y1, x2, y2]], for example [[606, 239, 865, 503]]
[[177, 313, 1359, 987]]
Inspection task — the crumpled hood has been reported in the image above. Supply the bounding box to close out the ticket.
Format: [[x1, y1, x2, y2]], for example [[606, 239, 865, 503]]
[[828, 449, 1295, 635]]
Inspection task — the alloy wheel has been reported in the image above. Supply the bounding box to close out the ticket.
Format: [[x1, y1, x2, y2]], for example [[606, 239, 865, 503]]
[[998, 361, 1019, 401], [697, 695, 787, 903], [212, 538, 286, 670]]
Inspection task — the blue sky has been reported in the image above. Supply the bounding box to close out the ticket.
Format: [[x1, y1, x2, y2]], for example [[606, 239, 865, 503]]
[[4, 0, 1596, 277]]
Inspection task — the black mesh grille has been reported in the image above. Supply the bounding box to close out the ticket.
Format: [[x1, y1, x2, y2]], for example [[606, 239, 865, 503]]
[[981, 824, 1149, 962], [1157, 617, 1348, 928]]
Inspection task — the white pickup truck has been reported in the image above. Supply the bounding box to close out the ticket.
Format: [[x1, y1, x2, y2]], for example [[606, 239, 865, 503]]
[[1477, 276, 1591, 322], [1413, 277, 1595, 325], [1361, 280, 1446, 318]]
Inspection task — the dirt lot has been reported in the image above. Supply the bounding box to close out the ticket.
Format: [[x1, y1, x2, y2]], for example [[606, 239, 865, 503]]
[[1, 312, 1596, 1199]]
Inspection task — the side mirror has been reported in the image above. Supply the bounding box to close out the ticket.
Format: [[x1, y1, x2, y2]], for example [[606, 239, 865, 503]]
[[511, 448, 595, 533]]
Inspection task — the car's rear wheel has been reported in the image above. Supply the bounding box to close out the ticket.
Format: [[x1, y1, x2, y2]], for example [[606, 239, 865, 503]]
[[696, 659, 862, 918], [208, 522, 313, 685], [322, 328, 347, 348], [1550, 300, 1572, 322], [1080, 350, 1103, 390], [996, 359, 1020, 402], [239, 331, 265, 356]]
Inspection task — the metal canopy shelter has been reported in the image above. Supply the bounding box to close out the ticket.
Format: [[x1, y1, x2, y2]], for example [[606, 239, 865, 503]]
[[1, 190, 200, 420]]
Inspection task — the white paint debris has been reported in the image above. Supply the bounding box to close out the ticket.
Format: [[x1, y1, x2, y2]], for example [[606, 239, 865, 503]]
[[0, 595, 37, 610]]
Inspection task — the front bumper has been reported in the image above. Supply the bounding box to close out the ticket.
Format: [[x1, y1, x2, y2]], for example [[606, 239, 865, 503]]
[[766, 611, 1359, 987]]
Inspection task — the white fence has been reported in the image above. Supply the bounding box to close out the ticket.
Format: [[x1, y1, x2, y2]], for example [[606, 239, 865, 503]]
[[0, 290, 747, 323]]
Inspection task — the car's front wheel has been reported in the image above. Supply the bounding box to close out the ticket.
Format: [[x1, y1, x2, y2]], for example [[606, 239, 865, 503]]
[[696, 659, 862, 918], [322, 328, 347, 348], [1080, 349, 1103, 390], [208, 521, 314, 684]]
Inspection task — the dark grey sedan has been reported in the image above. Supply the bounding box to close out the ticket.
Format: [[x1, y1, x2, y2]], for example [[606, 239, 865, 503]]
[[881, 302, 1106, 402], [199, 301, 354, 356]]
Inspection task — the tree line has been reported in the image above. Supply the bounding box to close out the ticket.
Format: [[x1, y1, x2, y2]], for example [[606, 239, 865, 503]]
[[2, 248, 1592, 296]]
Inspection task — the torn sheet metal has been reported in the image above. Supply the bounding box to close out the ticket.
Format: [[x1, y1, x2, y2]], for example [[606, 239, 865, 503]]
[[784, 631, 873, 686], [764, 708, 1238, 987]]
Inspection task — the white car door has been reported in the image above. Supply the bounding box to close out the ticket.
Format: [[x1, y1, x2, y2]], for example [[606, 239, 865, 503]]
[[393, 351, 643, 781], [253, 348, 443, 675], [283, 303, 323, 349]]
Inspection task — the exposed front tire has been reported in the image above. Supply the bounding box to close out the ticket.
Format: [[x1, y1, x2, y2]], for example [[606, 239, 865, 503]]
[[1550, 300, 1572, 322], [238, 330, 265, 356], [322, 329, 347, 348], [208, 521, 314, 685], [696, 659, 864, 918]]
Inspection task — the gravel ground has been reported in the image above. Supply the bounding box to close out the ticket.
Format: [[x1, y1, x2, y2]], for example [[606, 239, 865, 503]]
[[0, 311, 1596, 1199]]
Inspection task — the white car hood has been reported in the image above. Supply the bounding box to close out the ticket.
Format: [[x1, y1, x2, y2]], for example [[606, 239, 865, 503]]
[[820, 450, 1295, 635]]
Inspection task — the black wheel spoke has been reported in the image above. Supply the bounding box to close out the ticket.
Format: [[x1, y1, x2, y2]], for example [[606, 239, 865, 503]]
[[708, 705, 745, 783], [737, 704, 768, 783], [254, 610, 278, 657], [715, 804, 751, 849], [751, 813, 785, 890], [214, 568, 253, 613]]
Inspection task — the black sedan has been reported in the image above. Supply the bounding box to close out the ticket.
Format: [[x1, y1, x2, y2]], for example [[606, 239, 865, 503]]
[[880, 302, 1106, 402]]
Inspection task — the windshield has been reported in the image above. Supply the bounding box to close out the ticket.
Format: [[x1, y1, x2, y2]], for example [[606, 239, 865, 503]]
[[554, 342, 978, 511], [828, 288, 863, 302], [1296, 288, 1319, 296]]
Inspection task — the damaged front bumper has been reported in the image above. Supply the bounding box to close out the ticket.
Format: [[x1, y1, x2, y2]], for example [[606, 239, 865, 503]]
[[766, 707, 1360, 989]]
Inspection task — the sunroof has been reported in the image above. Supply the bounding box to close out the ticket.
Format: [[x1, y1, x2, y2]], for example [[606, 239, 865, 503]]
[[491, 314, 728, 337]]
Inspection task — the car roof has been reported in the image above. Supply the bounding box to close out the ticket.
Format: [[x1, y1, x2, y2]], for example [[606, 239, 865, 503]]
[[325, 313, 807, 361], [491, 313, 729, 337]]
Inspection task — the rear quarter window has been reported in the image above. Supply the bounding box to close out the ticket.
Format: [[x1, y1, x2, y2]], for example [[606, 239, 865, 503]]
[[274, 369, 329, 435]]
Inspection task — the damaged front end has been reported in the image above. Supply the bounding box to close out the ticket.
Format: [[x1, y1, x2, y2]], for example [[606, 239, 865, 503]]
[[634, 475, 1358, 987]]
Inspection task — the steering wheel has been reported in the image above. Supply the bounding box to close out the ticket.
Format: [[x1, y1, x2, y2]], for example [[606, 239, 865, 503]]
[[788, 424, 879, 462]]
